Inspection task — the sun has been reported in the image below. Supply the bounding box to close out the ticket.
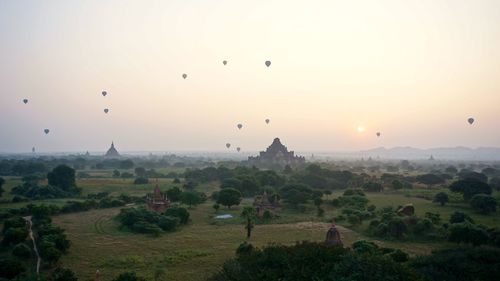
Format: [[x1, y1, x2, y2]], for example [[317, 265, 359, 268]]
[[357, 125, 365, 133]]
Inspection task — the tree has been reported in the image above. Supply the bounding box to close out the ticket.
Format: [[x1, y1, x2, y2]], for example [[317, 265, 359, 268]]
[[489, 177, 500, 191], [416, 174, 445, 186], [119, 160, 135, 170], [241, 207, 256, 239], [180, 191, 202, 208], [166, 187, 182, 202], [12, 243, 32, 258], [2, 227, 28, 246], [391, 180, 404, 190], [164, 207, 190, 224], [433, 192, 449, 206], [134, 167, 146, 177], [0, 257, 25, 279], [449, 211, 474, 224], [387, 218, 407, 239], [47, 165, 76, 191], [449, 179, 492, 200], [0, 177, 5, 197], [113, 170, 121, 178], [470, 194, 497, 214], [112, 272, 147, 281], [362, 182, 383, 192], [448, 222, 489, 246], [217, 188, 242, 209], [213, 204, 220, 213], [313, 197, 323, 208], [133, 177, 149, 185], [51, 267, 78, 281]]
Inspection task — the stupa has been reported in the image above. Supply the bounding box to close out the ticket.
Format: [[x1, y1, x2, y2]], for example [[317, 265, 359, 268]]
[[104, 142, 120, 158]]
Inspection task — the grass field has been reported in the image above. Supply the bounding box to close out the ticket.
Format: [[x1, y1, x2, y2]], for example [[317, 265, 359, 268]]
[[3, 177, 500, 281]]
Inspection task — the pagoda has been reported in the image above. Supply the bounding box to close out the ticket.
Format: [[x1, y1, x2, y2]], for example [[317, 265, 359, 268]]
[[248, 138, 305, 168], [146, 184, 170, 213], [253, 191, 280, 217], [104, 142, 120, 158]]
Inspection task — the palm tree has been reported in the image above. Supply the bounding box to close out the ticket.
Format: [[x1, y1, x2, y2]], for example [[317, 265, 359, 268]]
[[241, 207, 256, 239]]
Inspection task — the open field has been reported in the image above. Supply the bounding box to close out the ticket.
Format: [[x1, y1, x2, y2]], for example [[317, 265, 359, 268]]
[[3, 177, 500, 281]]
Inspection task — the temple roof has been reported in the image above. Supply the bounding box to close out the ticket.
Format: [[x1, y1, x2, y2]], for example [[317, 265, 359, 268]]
[[105, 142, 120, 157]]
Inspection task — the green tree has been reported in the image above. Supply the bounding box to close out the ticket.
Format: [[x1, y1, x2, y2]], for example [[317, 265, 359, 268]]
[[217, 188, 242, 209], [241, 207, 256, 239], [449, 211, 474, 224], [213, 203, 220, 213], [391, 180, 404, 190], [119, 160, 135, 169], [433, 192, 449, 206], [416, 174, 445, 185], [0, 257, 25, 279], [313, 197, 323, 208], [362, 182, 383, 192], [470, 194, 497, 214], [166, 186, 182, 202], [0, 177, 5, 197], [47, 165, 76, 191], [449, 179, 492, 200], [12, 243, 32, 259], [180, 191, 202, 208], [448, 222, 489, 246], [134, 167, 146, 177], [112, 170, 121, 178]]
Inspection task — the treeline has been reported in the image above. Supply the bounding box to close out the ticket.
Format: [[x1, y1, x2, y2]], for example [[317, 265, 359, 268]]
[[208, 241, 500, 281]]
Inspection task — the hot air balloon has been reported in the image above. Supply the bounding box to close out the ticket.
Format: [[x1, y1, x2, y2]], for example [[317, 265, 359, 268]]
[[104, 108, 109, 114], [376, 132, 381, 137], [265, 119, 270, 124], [102, 91, 107, 97], [468, 118, 475, 125], [236, 147, 241, 152], [265, 60, 271, 67], [223, 60, 227, 65], [237, 124, 243, 130], [226, 143, 231, 149], [44, 129, 50, 134], [182, 74, 187, 79], [23, 99, 28, 104]]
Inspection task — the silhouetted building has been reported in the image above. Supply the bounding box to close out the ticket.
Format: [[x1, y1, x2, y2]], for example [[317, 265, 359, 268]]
[[248, 138, 305, 168], [104, 142, 120, 158]]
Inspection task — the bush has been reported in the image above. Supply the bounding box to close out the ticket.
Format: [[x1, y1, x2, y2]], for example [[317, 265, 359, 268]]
[[448, 222, 489, 246], [0, 257, 25, 279], [449, 211, 474, 224], [470, 194, 497, 214], [413, 218, 433, 234], [166, 187, 182, 202], [390, 249, 409, 262], [362, 182, 383, 192], [12, 243, 32, 258], [387, 218, 407, 239], [217, 188, 242, 208], [133, 177, 149, 185], [51, 267, 78, 281], [2, 227, 28, 245], [164, 207, 190, 224], [157, 216, 180, 231]]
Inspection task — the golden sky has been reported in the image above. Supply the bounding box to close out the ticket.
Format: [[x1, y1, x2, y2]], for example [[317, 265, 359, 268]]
[[1, 0, 499, 152]]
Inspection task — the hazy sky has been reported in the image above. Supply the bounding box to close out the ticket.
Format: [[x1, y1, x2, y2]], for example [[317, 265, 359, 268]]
[[1, 0, 499, 153]]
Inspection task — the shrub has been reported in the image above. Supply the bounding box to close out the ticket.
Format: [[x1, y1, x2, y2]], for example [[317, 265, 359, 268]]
[[449, 211, 474, 224], [362, 182, 383, 192], [165, 207, 190, 224], [12, 243, 32, 258], [387, 218, 407, 239], [51, 267, 78, 281], [449, 179, 492, 200], [0, 257, 25, 279], [112, 272, 147, 281], [448, 222, 489, 246], [2, 227, 28, 245], [158, 216, 180, 231]]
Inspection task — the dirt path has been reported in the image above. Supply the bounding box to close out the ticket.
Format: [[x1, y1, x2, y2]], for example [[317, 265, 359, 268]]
[[23, 216, 41, 275]]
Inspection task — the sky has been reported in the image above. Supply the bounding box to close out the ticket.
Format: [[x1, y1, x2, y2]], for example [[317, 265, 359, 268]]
[[0, 0, 499, 153]]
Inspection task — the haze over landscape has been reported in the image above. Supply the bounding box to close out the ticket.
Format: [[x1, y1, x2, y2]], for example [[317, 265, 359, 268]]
[[1, 0, 500, 154]]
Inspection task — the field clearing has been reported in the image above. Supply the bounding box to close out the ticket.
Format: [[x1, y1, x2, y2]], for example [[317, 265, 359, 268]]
[[53, 201, 436, 281]]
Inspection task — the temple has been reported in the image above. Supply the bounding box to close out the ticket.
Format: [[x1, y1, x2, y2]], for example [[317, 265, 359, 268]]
[[104, 142, 120, 158], [253, 191, 280, 217], [146, 184, 170, 213], [248, 138, 305, 168]]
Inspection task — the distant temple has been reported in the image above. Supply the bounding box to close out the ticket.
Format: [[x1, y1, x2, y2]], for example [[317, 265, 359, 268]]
[[248, 138, 305, 168], [104, 142, 120, 158], [253, 191, 280, 217], [325, 222, 343, 247], [146, 184, 170, 213]]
